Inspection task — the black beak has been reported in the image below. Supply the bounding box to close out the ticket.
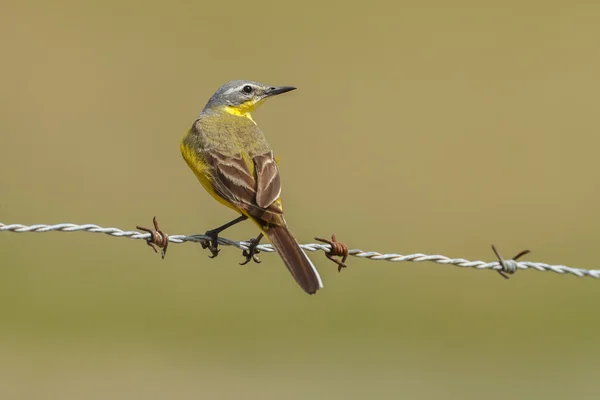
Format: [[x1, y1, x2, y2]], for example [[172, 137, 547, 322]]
[[265, 86, 297, 97]]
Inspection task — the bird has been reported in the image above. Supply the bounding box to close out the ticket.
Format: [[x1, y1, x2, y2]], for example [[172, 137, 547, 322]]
[[180, 80, 323, 294]]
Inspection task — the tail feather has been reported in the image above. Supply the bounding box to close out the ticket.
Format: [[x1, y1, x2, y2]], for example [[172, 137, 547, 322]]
[[265, 225, 323, 294]]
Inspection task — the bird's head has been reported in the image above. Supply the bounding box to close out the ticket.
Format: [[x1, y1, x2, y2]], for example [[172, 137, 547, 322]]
[[203, 80, 296, 121]]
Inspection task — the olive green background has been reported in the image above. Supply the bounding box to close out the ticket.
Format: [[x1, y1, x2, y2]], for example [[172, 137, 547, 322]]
[[1, 1, 599, 399]]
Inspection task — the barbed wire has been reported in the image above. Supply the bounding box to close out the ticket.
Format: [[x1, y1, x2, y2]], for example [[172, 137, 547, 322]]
[[1, 221, 599, 279]]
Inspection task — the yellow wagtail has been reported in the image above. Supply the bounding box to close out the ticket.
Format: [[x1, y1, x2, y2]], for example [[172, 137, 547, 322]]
[[180, 80, 323, 294]]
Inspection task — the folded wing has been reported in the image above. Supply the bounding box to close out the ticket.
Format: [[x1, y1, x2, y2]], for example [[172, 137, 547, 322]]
[[203, 149, 283, 225]]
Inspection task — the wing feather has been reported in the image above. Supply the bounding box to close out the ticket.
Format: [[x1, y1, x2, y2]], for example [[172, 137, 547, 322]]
[[203, 149, 283, 225], [255, 151, 282, 209]]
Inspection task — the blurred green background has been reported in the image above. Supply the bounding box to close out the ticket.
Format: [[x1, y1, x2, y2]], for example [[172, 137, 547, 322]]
[[1, 1, 599, 398]]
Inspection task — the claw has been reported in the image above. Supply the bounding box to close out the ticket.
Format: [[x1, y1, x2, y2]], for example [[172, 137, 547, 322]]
[[240, 235, 262, 265], [201, 230, 220, 258]]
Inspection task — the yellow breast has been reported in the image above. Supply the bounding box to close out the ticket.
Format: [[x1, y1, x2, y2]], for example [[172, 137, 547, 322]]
[[180, 140, 241, 213]]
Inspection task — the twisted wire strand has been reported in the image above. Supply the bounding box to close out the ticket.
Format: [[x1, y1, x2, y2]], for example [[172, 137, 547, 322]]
[[1, 222, 598, 279]]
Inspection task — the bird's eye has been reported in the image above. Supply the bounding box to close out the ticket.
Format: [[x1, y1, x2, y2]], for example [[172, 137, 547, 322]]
[[242, 85, 253, 94]]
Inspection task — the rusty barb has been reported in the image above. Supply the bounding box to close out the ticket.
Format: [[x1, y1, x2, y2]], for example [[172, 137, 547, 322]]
[[491, 244, 530, 279], [137, 217, 169, 259], [315, 234, 349, 272]]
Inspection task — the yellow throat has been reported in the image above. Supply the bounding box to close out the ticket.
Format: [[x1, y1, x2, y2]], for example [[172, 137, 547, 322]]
[[223, 99, 265, 123]]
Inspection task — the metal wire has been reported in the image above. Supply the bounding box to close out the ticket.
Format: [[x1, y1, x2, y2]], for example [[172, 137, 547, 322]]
[[1, 221, 599, 279]]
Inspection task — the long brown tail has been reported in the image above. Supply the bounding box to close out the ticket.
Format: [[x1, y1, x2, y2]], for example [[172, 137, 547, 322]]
[[265, 225, 323, 294]]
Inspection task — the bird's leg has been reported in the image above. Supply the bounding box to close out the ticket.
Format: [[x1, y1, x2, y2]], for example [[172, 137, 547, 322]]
[[202, 215, 248, 258], [240, 232, 264, 265]]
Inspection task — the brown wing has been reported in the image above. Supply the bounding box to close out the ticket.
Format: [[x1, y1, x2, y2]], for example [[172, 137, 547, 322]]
[[254, 151, 281, 209], [203, 150, 283, 225], [206, 151, 255, 204]]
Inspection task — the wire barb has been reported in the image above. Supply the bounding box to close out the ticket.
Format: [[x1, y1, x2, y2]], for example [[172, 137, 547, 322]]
[[491, 244, 531, 279], [136, 217, 169, 259], [315, 234, 349, 272]]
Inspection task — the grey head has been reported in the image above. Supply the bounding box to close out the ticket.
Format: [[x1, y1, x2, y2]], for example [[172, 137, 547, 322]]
[[203, 80, 296, 112]]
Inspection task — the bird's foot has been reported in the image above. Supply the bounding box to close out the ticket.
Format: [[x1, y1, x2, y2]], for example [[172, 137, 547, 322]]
[[201, 230, 220, 258], [240, 236, 262, 265]]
